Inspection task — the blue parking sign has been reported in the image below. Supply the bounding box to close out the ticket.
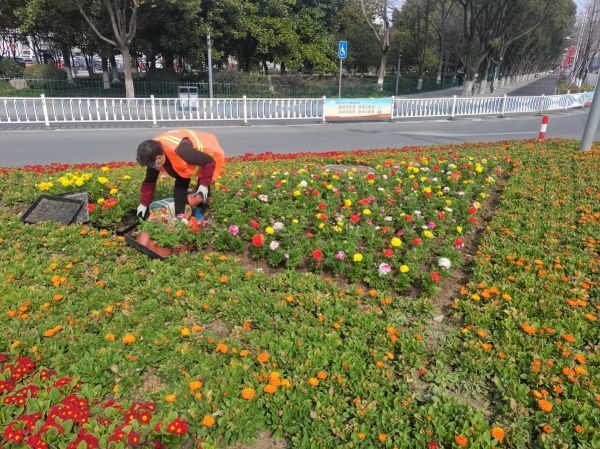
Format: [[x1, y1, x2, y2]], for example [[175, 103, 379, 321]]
[[338, 41, 347, 59]]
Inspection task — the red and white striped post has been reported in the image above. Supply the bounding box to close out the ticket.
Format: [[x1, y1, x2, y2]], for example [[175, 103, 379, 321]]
[[538, 115, 549, 141]]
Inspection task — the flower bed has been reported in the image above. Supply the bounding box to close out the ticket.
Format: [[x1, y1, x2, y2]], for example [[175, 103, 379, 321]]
[[0, 141, 598, 449]]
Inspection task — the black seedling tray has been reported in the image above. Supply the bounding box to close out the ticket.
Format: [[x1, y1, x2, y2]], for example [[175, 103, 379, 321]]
[[124, 233, 165, 260], [57, 190, 89, 223], [21, 195, 85, 225], [116, 210, 139, 236]]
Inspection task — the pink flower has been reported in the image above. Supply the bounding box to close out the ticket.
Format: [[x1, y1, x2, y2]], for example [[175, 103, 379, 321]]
[[378, 263, 392, 276], [269, 241, 280, 250], [335, 251, 346, 260], [228, 225, 239, 236], [427, 221, 436, 229]]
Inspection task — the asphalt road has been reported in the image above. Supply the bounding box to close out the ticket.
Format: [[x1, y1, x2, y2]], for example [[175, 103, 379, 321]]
[[1, 108, 596, 167]]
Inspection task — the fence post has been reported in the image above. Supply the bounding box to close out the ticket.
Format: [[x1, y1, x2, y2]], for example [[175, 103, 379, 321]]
[[150, 95, 157, 126], [499, 94, 507, 118], [538, 94, 546, 115], [449, 95, 457, 120], [322, 96, 327, 123], [390, 96, 395, 120], [40, 94, 50, 127], [242, 95, 248, 124]]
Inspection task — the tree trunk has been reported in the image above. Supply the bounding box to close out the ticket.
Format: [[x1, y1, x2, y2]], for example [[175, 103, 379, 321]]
[[101, 57, 110, 89], [109, 54, 120, 84], [164, 53, 174, 70], [478, 58, 491, 94], [61, 45, 75, 84], [262, 61, 274, 93], [462, 80, 475, 97], [377, 50, 388, 91], [121, 45, 135, 98], [84, 54, 93, 78], [280, 61, 286, 75]]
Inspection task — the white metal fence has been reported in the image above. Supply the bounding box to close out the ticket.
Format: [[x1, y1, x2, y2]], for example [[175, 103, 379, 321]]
[[0, 92, 593, 126]]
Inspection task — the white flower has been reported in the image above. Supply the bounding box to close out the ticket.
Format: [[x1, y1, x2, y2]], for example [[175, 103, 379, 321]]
[[298, 180, 307, 188], [378, 187, 385, 192], [414, 210, 422, 216], [457, 191, 465, 196], [269, 240, 280, 250], [443, 187, 450, 193], [258, 194, 269, 202], [273, 222, 284, 231], [438, 258, 452, 269], [384, 216, 393, 222]]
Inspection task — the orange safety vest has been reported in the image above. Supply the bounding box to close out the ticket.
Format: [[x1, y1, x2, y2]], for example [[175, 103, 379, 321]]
[[153, 129, 225, 179]]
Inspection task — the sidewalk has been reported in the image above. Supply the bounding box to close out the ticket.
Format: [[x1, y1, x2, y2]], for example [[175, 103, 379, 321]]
[[400, 74, 549, 99]]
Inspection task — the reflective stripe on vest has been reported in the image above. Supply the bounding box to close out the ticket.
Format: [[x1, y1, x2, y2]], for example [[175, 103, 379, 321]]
[[155, 131, 204, 178]]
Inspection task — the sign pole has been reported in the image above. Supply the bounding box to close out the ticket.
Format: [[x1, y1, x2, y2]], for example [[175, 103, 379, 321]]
[[338, 59, 343, 98]]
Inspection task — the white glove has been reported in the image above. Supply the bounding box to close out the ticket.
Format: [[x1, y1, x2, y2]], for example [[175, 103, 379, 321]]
[[195, 184, 209, 204], [136, 204, 148, 219]]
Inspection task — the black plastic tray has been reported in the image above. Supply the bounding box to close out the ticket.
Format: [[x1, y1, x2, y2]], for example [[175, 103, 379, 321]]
[[124, 233, 165, 260], [21, 195, 85, 225]]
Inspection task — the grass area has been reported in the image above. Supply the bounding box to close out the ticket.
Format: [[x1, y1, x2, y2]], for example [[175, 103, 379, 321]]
[[0, 80, 43, 97], [0, 141, 598, 449]]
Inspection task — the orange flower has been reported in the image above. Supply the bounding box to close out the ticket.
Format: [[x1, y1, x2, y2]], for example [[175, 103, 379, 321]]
[[454, 434, 468, 446], [357, 432, 366, 440], [521, 323, 536, 335], [180, 327, 190, 337], [308, 378, 319, 387], [175, 289, 186, 297], [574, 354, 586, 365], [256, 352, 270, 363], [538, 399, 553, 412], [491, 427, 505, 442], [575, 425, 584, 433], [122, 334, 136, 345], [563, 334, 575, 343], [239, 349, 249, 357], [241, 388, 256, 400], [377, 434, 387, 442], [202, 415, 215, 427], [189, 381, 203, 392], [263, 384, 276, 394], [165, 394, 176, 403], [215, 343, 228, 353], [317, 371, 328, 380], [105, 333, 116, 341]]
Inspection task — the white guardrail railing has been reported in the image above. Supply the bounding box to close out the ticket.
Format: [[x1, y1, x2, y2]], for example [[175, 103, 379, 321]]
[[0, 92, 594, 126]]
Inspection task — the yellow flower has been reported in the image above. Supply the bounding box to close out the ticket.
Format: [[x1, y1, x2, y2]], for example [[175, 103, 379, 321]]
[[400, 265, 410, 273], [456, 226, 463, 234], [265, 226, 274, 235], [97, 176, 109, 184], [165, 394, 176, 403], [101, 166, 109, 172], [423, 186, 432, 193], [353, 253, 363, 262], [123, 175, 131, 180], [109, 188, 118, 195], [423, 230, 434, 239], [75, 178, 85, 187], [391, 237, 402, 247], [97, 198, 105, 205], [292, 219, 299, 224], [344, 199, 352, 207], [362, 209, 371, 215], [293, 190, 301, 197]]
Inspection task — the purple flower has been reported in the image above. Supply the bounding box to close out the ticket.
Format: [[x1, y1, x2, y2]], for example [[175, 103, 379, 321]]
[[335, 251, 346, 260], [228, 225, 239, 236]]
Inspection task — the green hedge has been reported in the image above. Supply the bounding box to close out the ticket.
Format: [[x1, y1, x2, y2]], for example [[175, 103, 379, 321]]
[[0, 59, 25, 78]]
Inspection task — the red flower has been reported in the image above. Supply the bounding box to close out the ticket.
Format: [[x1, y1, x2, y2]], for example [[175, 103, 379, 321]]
[[127, 430, 141, 446], [87, 204, 96, 213], [404, 215, 413, 222], [367, 173, 375, 180], [249, 219, 260, 230], [428, 442, 441, 449], [468, 207, 477, 214], [102, 197, 117, 210], [455, 238, 464, 250], [412, 238, 423, 246], [166, 417, 189, 435], [350, 214, 361, 224], [318, 203, 327, 211], [437, 211, 445, 220], [306, 232, 314, 238], [383, 248, 394, 258], [252, 234, 264, 247], [431, 272, 441, 283], [311, 248, 323, 266]]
